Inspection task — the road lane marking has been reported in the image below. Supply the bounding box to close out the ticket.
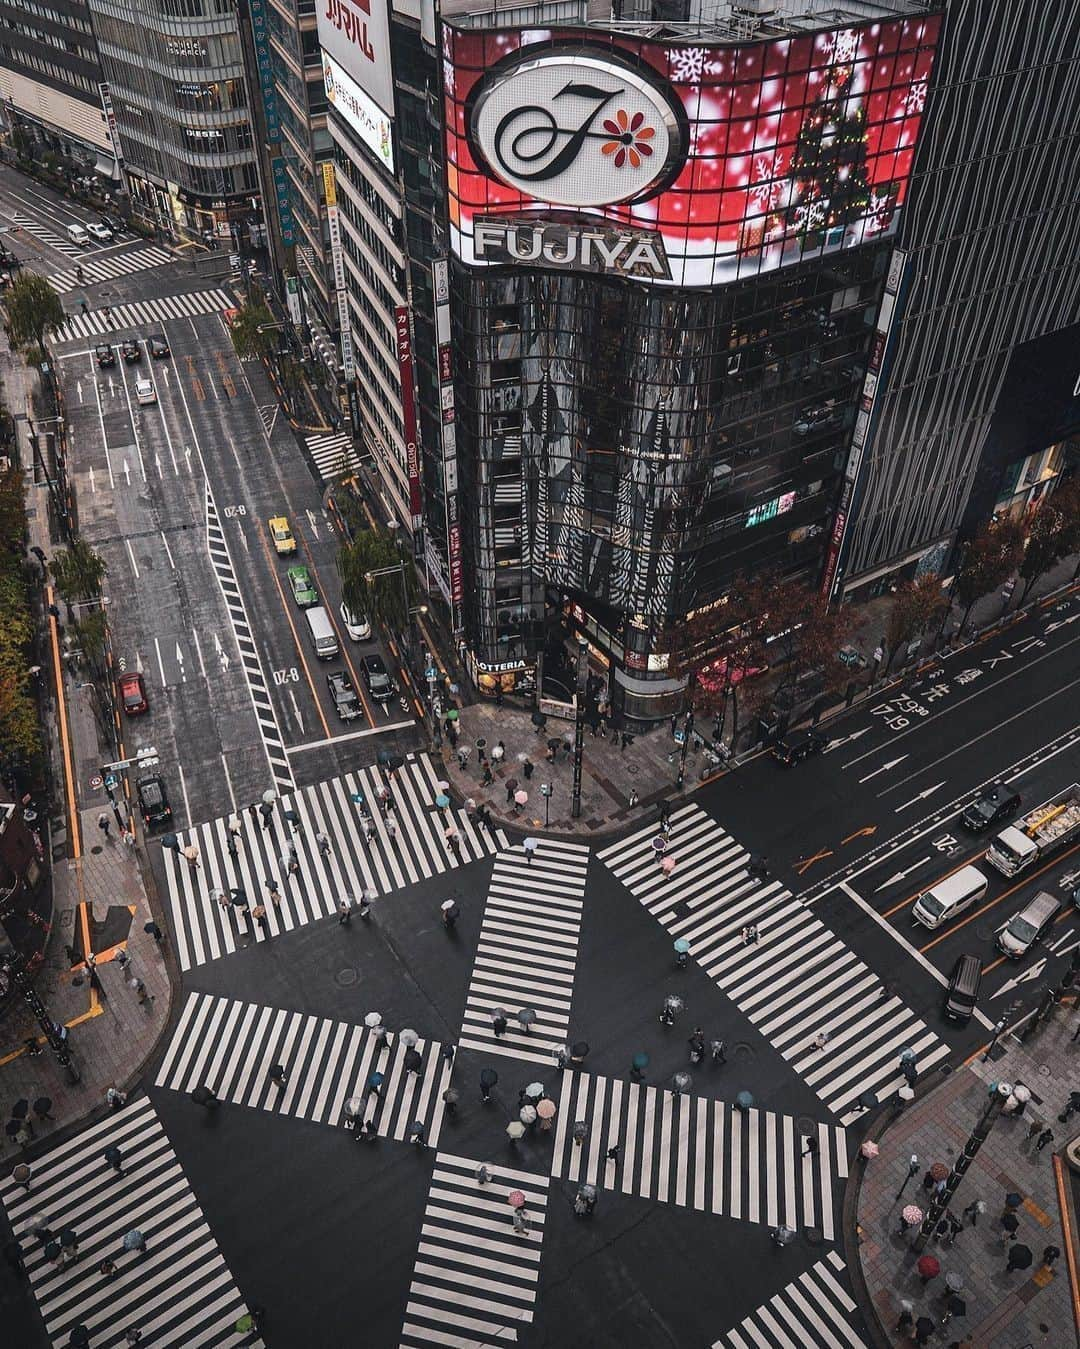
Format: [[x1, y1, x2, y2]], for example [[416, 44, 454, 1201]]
[[285, 719, 416, 752], [153, 636, 167, 687], [176, 757, 192, 827], [88, 350, 116, 488], [159, 530, 176, 569], [894, 782, 946, 812], [124, 536, 140, 579], [857, 755, 907, 782]]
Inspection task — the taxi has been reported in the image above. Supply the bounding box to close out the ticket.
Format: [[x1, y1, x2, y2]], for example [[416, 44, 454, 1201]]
[[268, 515, 296, 555]]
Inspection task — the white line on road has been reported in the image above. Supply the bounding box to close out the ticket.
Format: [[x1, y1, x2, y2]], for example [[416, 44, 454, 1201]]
[[159, 530, 176, 569], [117, 360, 148, 482], [89, 353, 116, 489], [124, 537, 140, 579], [858, 755, 908, 783], [176, 757, 192, 828], [285, 720, 415, 753], [219, 753, 237, 814], [874, 857, 932, 892], [191, 627, 207, 679], [894, 782, 945, 813], [288, 688, 304, 732], [153, 636, 167, 688]]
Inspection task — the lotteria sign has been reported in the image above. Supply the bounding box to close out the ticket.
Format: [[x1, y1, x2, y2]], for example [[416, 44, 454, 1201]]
[[444, 17, 942, 287]]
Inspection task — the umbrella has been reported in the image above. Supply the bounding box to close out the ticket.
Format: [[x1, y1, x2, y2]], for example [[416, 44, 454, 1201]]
[[930, 1162, 949, 1181], [5, 1121, 19, 1138], [11, 1098, 28, 1118], [514, 790, 528, 806], [1004, 1191, 1022, 1209], [404, 1048, 423, 1071], [944, 1296, 966, 1321], [897, 1085, 916, 1103], [443, 1088, 460, 1106], [491, 745, 505, 762], [480, 1068, 499, 1088], [517, 1007, 537, 1028], [444, 708, 459, 722], [490, 1006, 508, 1023], [1007, 1244, 1032, 1269], [364, 1011, 383, 1028], [525, 1082, 545, 1100], [344, 1097, 363, 1119], [915, 1317, 935, 1340], [44, 1240, 60, 1261], [673, 938, 690, 955], [772, 1225, 796, 1245], [441, 899, 458, 916], [859, 1141, 880, 1159], [899, 1046, 917, 1062], [1001, 1212, 1019, 1234], [161, 832, 178, 850], [475, 737, 487, 749], [435, 794, 450, 809], [902, 1205, 924, 1225], [351, 791, 365, 804], [572, 1121, 588, 1141], [60, 1228, 78, 1247], [122, 1229, 144, 1251], [663, 995, 685, 1015], [376, 749, 392, 766], [506, 1121, 525, 1140], [283, 809, 299, 825], [261, 789, 276, 804], [531, 712, 547, 727], [571, 1041, 590, 1059], [651, 835, 668, 853], [916, 1255, 940, 1280], [945, 1272, 965, 1293], [536, 1099, 556, 1120], [857, 1090, 879, 1111], [660, 855, 676, 875], [12, 1164, 30, 1186], [519, 1105, 537, 1124], [400, 1028, 419, 1047], [191, 1085, 215, 1106], [672, 1071, 692, 1093], [735, 1090, 754, 1111], [547, 737, 562, 750], [505, 777, 518, 792], [579, 1183, 597, 1201], [69, 1328, 90, 1348], [436, 780, 450, 791], [367, 1071, 384, 1090], [507, 1190, 527, 1208], [27, 1213, 50, 1235], [632, 1052, 650, 1071]]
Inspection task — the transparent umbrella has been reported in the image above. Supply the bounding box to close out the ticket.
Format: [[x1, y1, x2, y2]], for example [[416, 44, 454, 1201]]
[[519, 1105, 537, 1125], [672, 1071, 692, 1094], [399, 1028, 419, 1047], [261, 789, 276, 804], [344, 1097, 363, 1119], [506, 1121, 525, 1140], [364, 1011, 383, 1028], [525, 1082, 545, 1100], [663, 995, 685, 1016]]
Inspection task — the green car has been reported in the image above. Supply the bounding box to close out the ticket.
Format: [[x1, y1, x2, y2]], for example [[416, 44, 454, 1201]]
[[287, 564, 317, 608]]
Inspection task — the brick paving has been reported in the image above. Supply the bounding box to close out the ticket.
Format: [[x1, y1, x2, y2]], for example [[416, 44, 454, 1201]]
[[852, 1007, 1080, 1348]]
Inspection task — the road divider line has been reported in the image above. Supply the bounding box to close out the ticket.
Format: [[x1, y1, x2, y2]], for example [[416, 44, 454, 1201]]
[[285, 719, 415, 753]]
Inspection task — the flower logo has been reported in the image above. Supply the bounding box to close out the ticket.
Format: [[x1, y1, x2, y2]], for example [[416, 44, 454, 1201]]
[[601, 109, 655, 168]]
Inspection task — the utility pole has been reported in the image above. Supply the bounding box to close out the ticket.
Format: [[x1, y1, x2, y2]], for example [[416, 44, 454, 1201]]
[[0, 951, 80, 1083], [571, 640, 588, 820]]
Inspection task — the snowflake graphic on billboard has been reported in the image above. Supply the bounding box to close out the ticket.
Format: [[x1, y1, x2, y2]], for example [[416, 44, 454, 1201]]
[[669, 47, 723, 83], [826, 28, 860, 66], [905, 79, 927, 114], [749, 152, 788, 211]]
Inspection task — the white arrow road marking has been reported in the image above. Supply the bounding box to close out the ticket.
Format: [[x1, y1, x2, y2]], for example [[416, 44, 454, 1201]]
[[123, 458, 131, 486], [135, 649, 144, 672], [991, 958, 1046, 1000], [894, 782, 946, 813], [185, 446, 192, 474], [288, 688, 304, 731], [108, 376, 115, 396], [155, 453, 163, 479], [874, 856, 932, 892], [1047, 929, 1079, 954], [826, 726, 873, 754], [76, 380, 83, 404], [175, 641, 186, 682], [212, 632, 230, 673], [305, 508, 320, 541], [859, 755, 908, 783]]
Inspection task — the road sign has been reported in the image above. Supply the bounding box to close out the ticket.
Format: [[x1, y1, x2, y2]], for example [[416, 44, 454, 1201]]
[[425, 667, 438, 681], [89, 774, 103, 789], [104, 772, 119, 789]]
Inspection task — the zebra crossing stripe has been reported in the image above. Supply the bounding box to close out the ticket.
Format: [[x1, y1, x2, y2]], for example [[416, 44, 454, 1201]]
[[597, 804, 950, 1125], [51, 289, 233, 343], [49, 244, 174, 292], [457, 840, 590, 1066], [713, 1251, 867, 1347], [204, 479, 294, 798], [161, 753, 508, 971], [550, 1070, 846, 1240], [401, 1152, 549, 1348], [156, 990, 452, 1144], [8, 212, 80, 256], [0, 1097, 263, 1348], [305, 430, 358, 482]]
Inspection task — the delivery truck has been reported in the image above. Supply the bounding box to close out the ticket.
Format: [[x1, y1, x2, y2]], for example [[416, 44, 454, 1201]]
[[985, 784, 1080, 877]]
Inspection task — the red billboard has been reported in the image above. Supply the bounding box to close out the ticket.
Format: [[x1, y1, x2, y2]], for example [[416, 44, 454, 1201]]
[[444, 16, 941, 287]]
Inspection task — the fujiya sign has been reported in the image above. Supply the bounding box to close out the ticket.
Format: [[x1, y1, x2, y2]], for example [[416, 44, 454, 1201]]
[[469, 48, 686, 209], [475, 217, 671, 280]]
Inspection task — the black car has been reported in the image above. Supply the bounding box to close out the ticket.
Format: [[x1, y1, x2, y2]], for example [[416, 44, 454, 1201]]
[[94, 343, 116, 368], [327, 670, 362, 721], [136, 774, 172, 825], [121, 339, 141, 364], [359, 653, 394, 702], [149, 335, 170, 358], [961, 783, 1020, 832], [773, 727, 827, 767]]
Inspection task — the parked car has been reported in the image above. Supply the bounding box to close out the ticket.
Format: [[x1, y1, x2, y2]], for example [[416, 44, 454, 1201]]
[[86, 221, 113, 243], [961, 783, 1021, 833], [95, 344, 115, 368], [287, 564, 318, 607], [134, 377, 156, 405], [136, 774, 171, 825], [360, 653, 394, 702], [773, 727, 827, 766], [268, 515, 296, 555], [327, 670, 362, 721], [149, 335, 170, 358], [121, 339, 141, 364], [117, 670, 148, 716], [340, 602, 371, 642]]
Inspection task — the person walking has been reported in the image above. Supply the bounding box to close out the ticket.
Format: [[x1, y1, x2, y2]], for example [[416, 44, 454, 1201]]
[[104, 1145, 124, 1176], [385, 818, 397, 844], [130, 977, 154, 1006], [524, 837, 539, 865], [13, 1164, 31, 1192], [252, 903, 268, 932], [1006, 1244, 1030, 1272], [895, 1302, 914, 1335], [98, 811, 111, 839], [106, 1086, 127, 1111], [1042, 1244, 1061, 1267], [606, 1145, 621, 1165], [144, 921, 165, 946], [802, 1134, 819, 1158], [1036, 1127, 1054, 1152], [492, 1011, 507, 1037], [115, 948, 132, 978], [338, 898, 352, 926], [265, 877, 282, 907], [710, 1038, 727, 1065], [512, 1207, 530, 1235], [268, 1063, 288, 1089], [475, 1164, 491, 1185], [409, 1121, 426, 1148], [523, 758, 534, 780], [226, 833, 239, 861], [688, 1027, 705, 1064], [182, 843, 200, 871], [961, 1199, 984, 1226], [316, 831, 331, 858]]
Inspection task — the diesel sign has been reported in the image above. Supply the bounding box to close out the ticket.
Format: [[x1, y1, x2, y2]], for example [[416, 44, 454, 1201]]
[[474, 218, 671, 281]]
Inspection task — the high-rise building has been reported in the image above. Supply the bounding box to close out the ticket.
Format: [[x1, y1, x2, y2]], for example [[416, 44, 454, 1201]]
[[0, 0, 120, 183]]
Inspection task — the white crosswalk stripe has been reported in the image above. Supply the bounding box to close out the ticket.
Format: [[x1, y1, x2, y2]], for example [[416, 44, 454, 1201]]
[[49, 244, 174, 292], [551, 1071, 848, 1240], [161, 753, 509, 971], [156, 990, 452, 1144], [7, 211, 81, 256], [306, 430, 359, 482], [713, 1251, 867, 1347], [0, 1096, 263, 1348], [457, 840, 590, 1066], [598, 805, 949, 1123], [52, 289, 233, 342], [400, 1152, 549, 1348]]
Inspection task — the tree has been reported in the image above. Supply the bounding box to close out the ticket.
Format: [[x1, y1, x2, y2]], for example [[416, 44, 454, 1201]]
[[784, 62, 873, 248], [0, 464, 28, 561], [1017, 504, 1067, 603], [49, 538, 107, 603], [228, 296, 277, 363], [3, 270, 66, 355], [337, 528, 416, 635], [750, 574, 859, 716], [884, 574, 948, 667], [1050, 476, 1080, 574], [952, 518, 1025, 632]]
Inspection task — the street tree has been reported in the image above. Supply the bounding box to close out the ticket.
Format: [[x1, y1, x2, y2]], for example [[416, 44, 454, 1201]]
[[952, 518, 1025, 632], [0, 464, 28, 560], [337, 528, 416, 634], [884, 574, 948, 667], [751, 574, 858, 716], [227, 297, 276, 363], [3, 271, 65, 355], [49, 538, 107, 603], [1049, 476, 1080, 575], [1017, 504, 1067, 603]]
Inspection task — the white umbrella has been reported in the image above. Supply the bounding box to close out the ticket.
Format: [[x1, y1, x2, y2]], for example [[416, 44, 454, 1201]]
[[400, 1028, 419, 1047], [525, 1082, 545, 1099], [261, 789, 276, 804], [506, 1121, 525, 1140], [519, 1105, 537, 1125], [436, 780, 450, 791], [344, 1097, 363, 1118], [364, 1011, 383, 1028]]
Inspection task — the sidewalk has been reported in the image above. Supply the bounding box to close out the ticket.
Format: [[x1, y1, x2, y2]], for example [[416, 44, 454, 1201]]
[[851, 1006, 1080, 1348]]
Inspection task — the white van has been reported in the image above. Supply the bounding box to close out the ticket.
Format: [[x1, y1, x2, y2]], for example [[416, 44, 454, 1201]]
[[66, 223, 91, 246], [912, 865, 988, 930], [305, 605, 338, 660]]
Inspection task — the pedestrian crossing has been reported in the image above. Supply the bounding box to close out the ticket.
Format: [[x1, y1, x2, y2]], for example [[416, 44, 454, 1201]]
[[50, 243, 174, 292], [161, 753, 510, 970], [6, 211, 81, 256], [598, 805, 949, 1124], [51, 288, 233, 342], [457, 840, 590, 1066], [400, 1151, 549, 1348], [713, 1251, 867, 1347], [551, 1071, 848, 1241], [0, 1096, 264, 1348], [306, 429, 359, 482]]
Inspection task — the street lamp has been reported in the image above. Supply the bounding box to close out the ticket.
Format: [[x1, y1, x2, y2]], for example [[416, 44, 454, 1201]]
[[540, 781, 552, 828], [0, 951, 80, 1083]]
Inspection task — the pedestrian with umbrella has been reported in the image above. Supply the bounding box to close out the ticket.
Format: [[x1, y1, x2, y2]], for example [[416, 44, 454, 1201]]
[[442, 1088, 460, 1117], [769, 1225, 796, 1247], [69, 1327, 91, 1347], [103, 1145, 124, 1176], [480, 1067, 498, 1103], [673, 937, 690, 968], [12, 1163, 31, 1192], [572, 1120, 588, 1147], [33, 1096, 54, 1122], [519, 1104, 538, 1128], [570, 1041, 589, 1066], [1006, 1242, 1032, 1273], [517, 1007, 537, 1034], [999, 1210, 1020, 1244], [506, 1120, 525, 1148], [941, 1295, 966, 1326], [404, 1048, 423, 1075], [658, 994, 683, 1026], [573, 1184, 597, 1217], [734, 1090, 754, 1113], [523, 837, 539, 865], [123, 1229, 146, 1255], [688, 1027, 705, 1063], [365, 1071, 385, 1101], [536, 1099, 556, 1131], [899, 1204, 923, 1235], [441, 899, 459, 931], [914, 1315, 936, 1345], [916, 1254, 940, 1285], [630, 1051, 649, 1081], [191, 1085, 219, 1109]]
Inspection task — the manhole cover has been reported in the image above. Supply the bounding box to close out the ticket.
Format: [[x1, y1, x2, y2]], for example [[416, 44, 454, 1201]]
[[334, 967, 358, 987], [90, 845, 103, 855], [731, 1041, 755, 1062], [1037, 1064, 1052, 1077]]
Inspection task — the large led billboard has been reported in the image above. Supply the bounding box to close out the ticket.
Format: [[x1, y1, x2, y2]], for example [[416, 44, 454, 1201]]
[[444, 16, 941, 287]]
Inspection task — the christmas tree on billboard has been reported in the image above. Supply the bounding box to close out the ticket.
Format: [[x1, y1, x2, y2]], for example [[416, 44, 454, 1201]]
[[784, 64, 872, 249]]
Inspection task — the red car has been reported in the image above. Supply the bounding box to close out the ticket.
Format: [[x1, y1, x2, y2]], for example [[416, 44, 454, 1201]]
[[118, 670, 148, 715]]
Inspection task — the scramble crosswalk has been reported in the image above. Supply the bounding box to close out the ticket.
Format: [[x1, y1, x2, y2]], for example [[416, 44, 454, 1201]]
[[457, 839, 590, 1066], [400, 1152, 549, 1349], [156, 990, 452, 1144], [161, 753, 509, 970], [0, 1097, 263, 1347], [51, 289, 233, 342], [598, 805, 949, 1124], [306, 430, 360, 482], [551, 1071, 848, 1240], [49, 243, 174, 292], [713, 1251, 867, 1347]]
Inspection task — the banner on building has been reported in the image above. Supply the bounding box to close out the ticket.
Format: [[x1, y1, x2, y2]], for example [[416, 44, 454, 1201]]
[[248, 0, 280, 143], [270, 157, 295, 247], [395, 306, 422, 522], [317, 0, 393, 119], [321, 164, 355, 380]]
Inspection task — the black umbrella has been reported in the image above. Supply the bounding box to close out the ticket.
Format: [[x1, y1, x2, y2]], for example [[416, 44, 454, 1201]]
[[1001, 1212, 1019, 1234], [160, 832, 178, 850], [857, 1090, 878, 1112], [283, 809, 299, 825], [11, 1099, 29, 1119], [531, 712, 547, 727], [1007, 1243, 1032, 1269], [1004, 1191, 1022, 1209], [44, 1240, 60, 1260], [914, 1317, 935, 1342], [68, 1325, 90, 1347], [404, 1048, 423, 1072], [571, 1042, 590, 1059], [944, 1295, 966, 1320], [229, 888, 248, 907], [191, 1085, 215, 1106], [60, 1228, 78, 1247], [479, 1068, 499, 1088], [4, 1120, 19, 1139], [33, 1097, 53, 1119], [547, 737, 562, 750], [386, 753, 404, 770]]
